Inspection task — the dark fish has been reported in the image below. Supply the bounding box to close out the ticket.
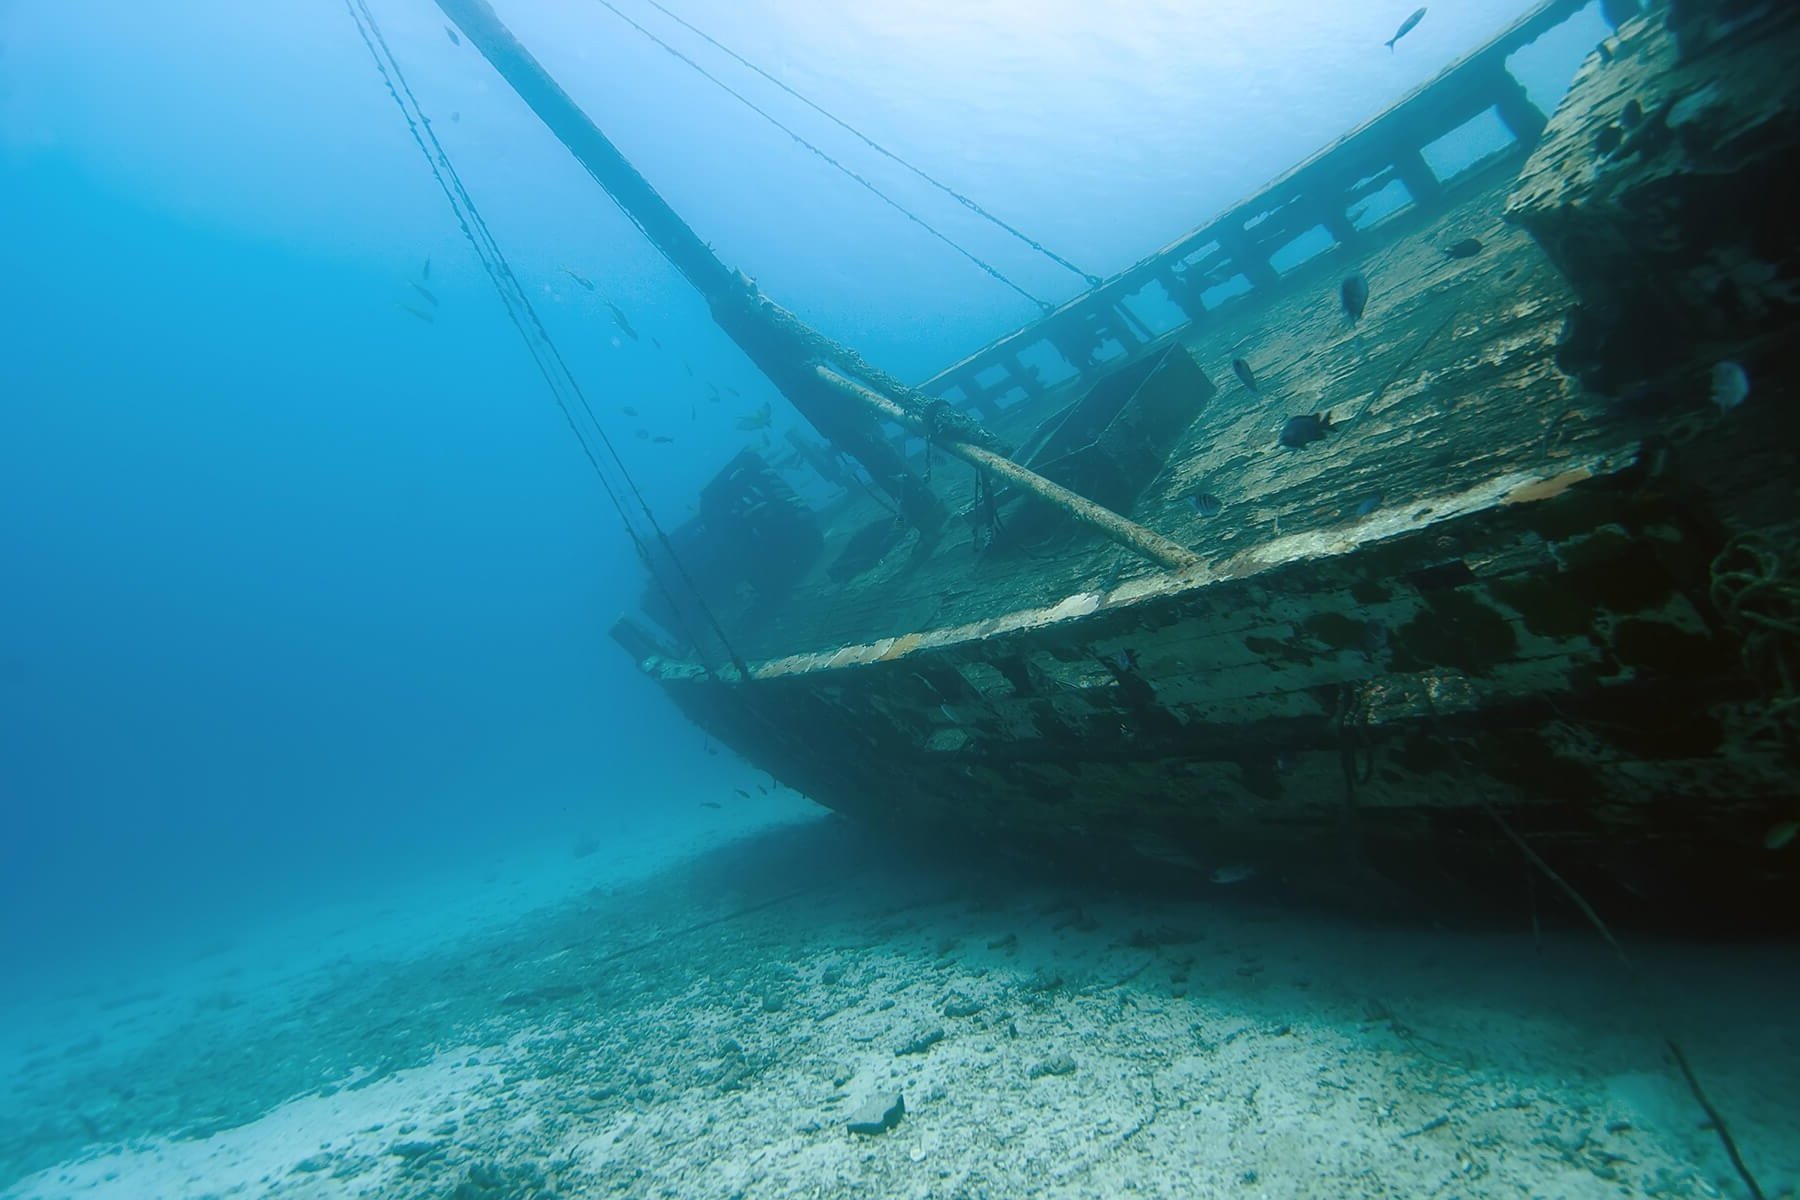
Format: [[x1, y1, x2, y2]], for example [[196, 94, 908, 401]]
[[396, 302, 434, 323], [1231, 357, 1259, 393], [1278, 412, 1334, 448], [622, 405, 639, 417], [736, 403, 773, 431], [1102, 648, 1140, 674], [1443, 237, 1484, 259], [1187, 492, 1223, 518], [606, 302, 639, 341], [682, 359, 694, 377], [733, 788, 750, 799], [701, 801, 722, 809], [651, 337, 662, 350], [444, 24, 461, 46], [1386, 6, 1426, 50], [1620, 98, 1643, 128], [635, 429, 649, 440], [1363, 620, 1391, 659], [450, 111, 460, 124], [560, 267, 595, 291], [1352, 492, 1383, 518], [725, 386, 740, 397], [652, 435, 674, 444], [1339, 272, 1369, 323], [420, 255, 432, 280], [409, 281, 439, 307]]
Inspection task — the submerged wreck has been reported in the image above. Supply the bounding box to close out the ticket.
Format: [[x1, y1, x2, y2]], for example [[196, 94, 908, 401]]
[[438, 0, 1798, 929]]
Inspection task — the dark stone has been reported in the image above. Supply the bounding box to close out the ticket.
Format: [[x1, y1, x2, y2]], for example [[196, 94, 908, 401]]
[[1028, 1053, 1077, 1079], [846, 1089, 905, 1136], [895, 1027, 945, 1056]]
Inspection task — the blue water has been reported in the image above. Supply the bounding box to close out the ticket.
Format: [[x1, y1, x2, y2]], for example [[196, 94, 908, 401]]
[[14, 3, 1795, 1198]]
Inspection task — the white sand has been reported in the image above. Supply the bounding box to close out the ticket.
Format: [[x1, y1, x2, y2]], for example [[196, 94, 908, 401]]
[[5, 819, 1796, 1200]]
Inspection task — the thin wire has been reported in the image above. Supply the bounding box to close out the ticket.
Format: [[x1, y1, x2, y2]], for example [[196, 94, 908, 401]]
[[632, 0, 1100, 286], [588, 0, 1052, 312], [348, 0, 751, 679]]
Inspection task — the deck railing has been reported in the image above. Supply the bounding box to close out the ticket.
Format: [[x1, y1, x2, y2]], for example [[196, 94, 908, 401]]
[[917, 0, 1620, 416]]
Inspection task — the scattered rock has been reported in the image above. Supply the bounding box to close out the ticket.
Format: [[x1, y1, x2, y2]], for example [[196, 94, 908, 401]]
[[292, 1154, 332, 1173], [388, 1140, 442, 1160], [896, 1027, 946, 1056], [846, 1089, 905, 1136], [1029, 1053, 1077, 1079], [940, 992, 984, 1018]]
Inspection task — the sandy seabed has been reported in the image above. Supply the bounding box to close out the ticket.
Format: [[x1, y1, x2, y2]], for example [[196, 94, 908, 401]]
[[3, 814, 1797, 1200]]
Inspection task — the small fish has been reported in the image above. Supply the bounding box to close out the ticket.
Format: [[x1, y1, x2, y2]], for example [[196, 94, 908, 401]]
[[450, 111, 461, 124], [652, 435, 674, 444], [605, 302, 639, 341], [1765, 819, 1799, 850], [705, 745, 719, 756], [420, 255, 432, 280], [736, 402, 773, 431], [561, 267, 595, 291], [682, 360, 694, 377], [1386, 6, 1426, 50], [1339, 272, 1369, 323], [1278, 412, 1334, 448], [1102, 648, 1140, 674], [444, 24, 461, 46], [1353, 491, 1384, 517], [1231, 357, 1259, 393], [621, 405, 640, 417], [701, 801, 722, 809], [1443, 237, 1484, 259], [396, 302, 434, 323], [1209, 865, 1256, 886], [733, 788, 751, 799], [635, 429, 649, 440], [1711, 360, 1749, 412], [651, 337, 662, 350], [725, 386, 740, 397], [1187, 492, 1224, 518], [409, 281, 439, 307], [1363, 620, 1391, 659]]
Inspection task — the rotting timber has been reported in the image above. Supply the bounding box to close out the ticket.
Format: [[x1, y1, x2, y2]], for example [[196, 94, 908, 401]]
[[484, 0, 1796, 928]]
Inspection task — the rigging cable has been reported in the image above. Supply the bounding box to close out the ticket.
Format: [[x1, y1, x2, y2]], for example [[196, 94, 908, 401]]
[[629, 0, 1101, 287], [588, 0, 1055, 312], [345, 0, 751, 680]]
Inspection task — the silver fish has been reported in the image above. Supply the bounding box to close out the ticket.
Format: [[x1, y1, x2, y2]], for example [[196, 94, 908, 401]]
[[1386, 7, 1426, 50], [1209, 865, 1256, 886]]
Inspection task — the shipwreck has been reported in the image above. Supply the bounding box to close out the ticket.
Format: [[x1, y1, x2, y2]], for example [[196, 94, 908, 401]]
[[422, 0, 1798, 929]]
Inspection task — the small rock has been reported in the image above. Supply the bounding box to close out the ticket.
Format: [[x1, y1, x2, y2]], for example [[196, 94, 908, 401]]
[[940, 992, 984, 1019], [388, 1140, 440, 1159], [846, 1089, 905, 1136], [292, 1154, 332, 1173], [1028, 1053, 1077, 1079], [896, 1027, 946, 1057]]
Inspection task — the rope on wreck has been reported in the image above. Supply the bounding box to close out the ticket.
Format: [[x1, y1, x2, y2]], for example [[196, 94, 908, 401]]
[[1709, 532, 1800, 741], [628, 0, 1101, 287], [589, 0, 1054, 311], [345, 0, 751, 681]]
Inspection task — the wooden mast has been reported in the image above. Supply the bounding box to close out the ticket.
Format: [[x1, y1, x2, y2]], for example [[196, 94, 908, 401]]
[[431, 0, 945, 533], [433, 0, 1207, 574]]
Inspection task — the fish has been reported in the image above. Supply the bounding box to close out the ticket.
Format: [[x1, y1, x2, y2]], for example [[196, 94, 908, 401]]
[[736, 402, 773, 431], [1278, 412, 1334, 448], [1231, 357, 1259, 393], [1765, 819, 1799, 850], [725, 386, 741, 397], [605, 302, 639, 341], [1339, 272, 1369, 323], [1102, 648, 1140, 674], [651, 337, 662, 350], [560, 267, 595, 291], [701, 801, 722, 810], [1187, 492, 1224, 518], [1353, 491, 1384, 518], [420, 255, 432, 280], [1209, 866, 1256, 886], [409, 281, 439, 307], [444, 24, 461, 46], [733, 788, 751, 799], [1711, 360, 1749, 412], [635, 429, 649, 440], [396, 302, 434, 323], [1443, 237, 1484, 259], [652, 435, 674, 444], [450, 111, 461, 124], [621, 405, 639, 417], [1386, 7, 1426, 50], [1363, 620, 1391, 659], [705, 746, 719, 756]]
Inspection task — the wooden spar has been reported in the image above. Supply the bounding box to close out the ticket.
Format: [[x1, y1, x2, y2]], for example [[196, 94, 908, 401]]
[[431, 0, 945, 533], [815, 366, 1203, 573]]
